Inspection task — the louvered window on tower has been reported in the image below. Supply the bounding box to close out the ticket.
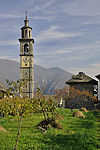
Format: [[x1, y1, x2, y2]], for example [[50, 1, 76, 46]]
[[24, 44, 29, 55]]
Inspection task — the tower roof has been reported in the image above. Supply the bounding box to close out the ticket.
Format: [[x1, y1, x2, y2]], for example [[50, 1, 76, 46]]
[[66, 72, 98, 85], [21, 11, 32, 30]]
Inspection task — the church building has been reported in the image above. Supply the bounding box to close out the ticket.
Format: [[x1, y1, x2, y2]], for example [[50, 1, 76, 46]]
[[19, 13, 34, 99]]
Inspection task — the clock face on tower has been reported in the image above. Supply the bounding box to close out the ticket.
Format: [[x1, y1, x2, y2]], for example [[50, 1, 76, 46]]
[[22, 56, 30, 67]]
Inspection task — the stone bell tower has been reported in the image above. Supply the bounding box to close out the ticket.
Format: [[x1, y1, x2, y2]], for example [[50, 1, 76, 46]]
[[19, 12, 34, 98]]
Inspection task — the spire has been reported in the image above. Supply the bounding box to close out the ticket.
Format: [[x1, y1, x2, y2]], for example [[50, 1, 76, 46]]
[[25, 10, 27, 20], [24, 10, 29, 27]]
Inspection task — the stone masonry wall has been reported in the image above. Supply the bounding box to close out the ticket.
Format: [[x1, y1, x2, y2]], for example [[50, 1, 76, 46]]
[[65, 96, 94, 110], [69, 83, 94, 95]]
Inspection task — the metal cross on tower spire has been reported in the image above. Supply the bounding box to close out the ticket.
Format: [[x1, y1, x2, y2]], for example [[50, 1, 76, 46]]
[[24, 10, 29, 26], [25, 10, 27, 20]]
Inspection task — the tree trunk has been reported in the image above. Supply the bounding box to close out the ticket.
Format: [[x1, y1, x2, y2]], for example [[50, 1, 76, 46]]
[[40, 102, 47, 119], [14, 116, 22, 150]]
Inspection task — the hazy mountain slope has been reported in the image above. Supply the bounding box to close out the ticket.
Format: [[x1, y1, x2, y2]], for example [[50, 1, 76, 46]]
[[0, 59, 73, 94], [0, 59, 19, 85], [34, 66, 72, 94]]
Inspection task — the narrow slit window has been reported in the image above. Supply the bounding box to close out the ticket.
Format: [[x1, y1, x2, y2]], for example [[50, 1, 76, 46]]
[[25, 30, 27, 38], [29, 30, 30, 37], [22, 30, 24, 38]]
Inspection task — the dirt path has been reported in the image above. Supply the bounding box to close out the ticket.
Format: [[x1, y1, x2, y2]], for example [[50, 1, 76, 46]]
[[94, 110, 100, 150]]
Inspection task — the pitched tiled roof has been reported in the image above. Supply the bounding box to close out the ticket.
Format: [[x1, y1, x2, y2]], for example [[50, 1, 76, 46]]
[[66, 72, 98, 84], [95, 74, 100, 79]]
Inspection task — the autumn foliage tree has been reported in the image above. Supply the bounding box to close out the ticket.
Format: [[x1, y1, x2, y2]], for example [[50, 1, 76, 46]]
[[54, 85, 97, 106]]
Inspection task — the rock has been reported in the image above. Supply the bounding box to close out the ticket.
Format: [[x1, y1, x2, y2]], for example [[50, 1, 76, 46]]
[[81, 107, 88, 112], [73, 111, 85, 118]]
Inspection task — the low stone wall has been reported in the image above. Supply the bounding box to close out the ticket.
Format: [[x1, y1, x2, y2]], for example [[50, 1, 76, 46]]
[[65, 96, 94, 110]]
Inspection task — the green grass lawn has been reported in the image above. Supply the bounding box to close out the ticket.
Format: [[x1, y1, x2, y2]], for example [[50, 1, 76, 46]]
[[0, 109, 99, 150], [93, 110, 100, 150]]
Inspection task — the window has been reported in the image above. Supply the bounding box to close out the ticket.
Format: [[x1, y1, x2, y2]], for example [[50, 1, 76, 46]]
[[25, 30, 27, 38], [22, 30, 24, 38], [29, 30, 31, 37], [24, 44, 29, 55]]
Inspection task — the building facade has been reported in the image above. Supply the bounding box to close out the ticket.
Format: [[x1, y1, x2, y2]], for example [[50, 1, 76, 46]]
[[65, 72, 98, 110], [66, 72, 98, 96], [19, 14, 34, 99]]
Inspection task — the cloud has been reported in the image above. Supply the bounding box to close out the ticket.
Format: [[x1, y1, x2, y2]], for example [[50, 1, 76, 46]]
[[67, 63, 100, 78], [0, 13, 23, 19], [36, 39, 100, 59], [60, 41, 100, 62], [30, 15, 54, 21], [61, 0, 100, 16], [0, 40, 18, 46], [79, 16, 100, 25], [39, 0, 56, 10], [36, 25, 84, 43], [35, 39, 100, 77], [0, 0, 100, 78], [80, 20, 100, 25], [33, 0, 56, 11], [35, 47, 74, 57]]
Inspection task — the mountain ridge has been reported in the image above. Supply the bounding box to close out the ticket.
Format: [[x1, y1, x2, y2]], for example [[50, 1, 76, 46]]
[[0, 59, 73, 94]]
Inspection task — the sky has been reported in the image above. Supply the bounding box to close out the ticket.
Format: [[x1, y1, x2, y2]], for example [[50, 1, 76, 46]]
[[0, 0, 100, 78]]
